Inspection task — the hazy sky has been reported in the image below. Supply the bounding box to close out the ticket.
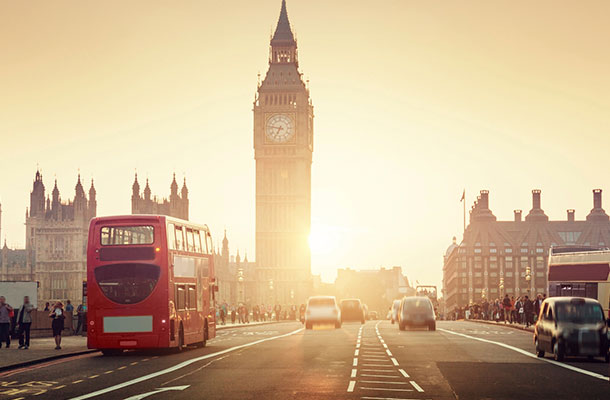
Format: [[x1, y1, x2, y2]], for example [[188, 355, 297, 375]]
[[1, 1, 609, 288]]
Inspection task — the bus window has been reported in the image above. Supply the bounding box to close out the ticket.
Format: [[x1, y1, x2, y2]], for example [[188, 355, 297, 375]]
[[176, 285, 186, 310], [188, 285, 197, 310], [193, 230, 202, 253], [185, 229, 194, 252], [175, 226, 184, 251], [168, 224, 177, 250], [205, 234, 212, 255], [101, 226, 154, 246]]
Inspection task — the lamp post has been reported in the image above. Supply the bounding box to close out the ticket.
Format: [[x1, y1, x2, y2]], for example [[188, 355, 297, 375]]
[[499, 278, 504, 297], [268, 279, 274, 305], [525, 266, 531, 296], [237, 268, 244, 303]]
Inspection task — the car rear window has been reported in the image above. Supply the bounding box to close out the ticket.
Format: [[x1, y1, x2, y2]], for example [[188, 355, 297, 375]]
[[341, 300, 361, 309], [308, 298, 335, 307], [556, 302, 604, 324], [404, 298, 432, 311]]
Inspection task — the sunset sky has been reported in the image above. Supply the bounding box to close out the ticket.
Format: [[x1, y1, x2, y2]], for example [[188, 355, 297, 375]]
[[1, 0, 609, 289]]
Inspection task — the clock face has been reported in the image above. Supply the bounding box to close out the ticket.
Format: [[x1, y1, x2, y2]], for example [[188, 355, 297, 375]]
[[265, 114, 294, 143]]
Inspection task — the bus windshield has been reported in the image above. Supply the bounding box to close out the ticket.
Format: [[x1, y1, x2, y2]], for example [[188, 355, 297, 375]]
[[94, 263, 160, 304], [556, 302, 605, 324]]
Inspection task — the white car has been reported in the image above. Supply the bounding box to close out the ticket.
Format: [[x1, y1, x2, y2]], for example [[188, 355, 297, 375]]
[[391, 299, 401, 324], [305, 296, 342, 329]]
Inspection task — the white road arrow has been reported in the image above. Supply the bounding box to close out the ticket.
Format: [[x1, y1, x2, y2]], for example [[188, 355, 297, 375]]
[[123, 385, 190, 400]]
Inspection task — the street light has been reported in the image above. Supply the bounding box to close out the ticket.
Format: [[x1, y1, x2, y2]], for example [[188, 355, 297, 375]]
[[525, 266, 531, 296], [499, 278, 504, 296]]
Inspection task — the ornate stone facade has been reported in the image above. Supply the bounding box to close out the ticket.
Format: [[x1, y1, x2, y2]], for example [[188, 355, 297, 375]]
[[25, 170, 96, 307], [131, 174, 189, 220], [253, 0, 313, 305]]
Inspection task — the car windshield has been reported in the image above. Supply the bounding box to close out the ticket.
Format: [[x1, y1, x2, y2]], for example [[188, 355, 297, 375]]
[[309, 298, 335, 307], [555, 302, 604, 324]]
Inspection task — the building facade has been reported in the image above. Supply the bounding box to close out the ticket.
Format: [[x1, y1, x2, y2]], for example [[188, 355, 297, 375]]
[[25, 171, 96, 307], [253, 0, 314, 305], [214, 231, 257, 306], [131, 174, 189, 220], [443, 189, 610, 313], [335, 267, 413, 313]]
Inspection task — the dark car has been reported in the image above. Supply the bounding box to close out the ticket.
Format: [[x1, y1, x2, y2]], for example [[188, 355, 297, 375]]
[[340, 299, 365, 324], [534, 297, 609, 362], [398, 296, 436, 331]]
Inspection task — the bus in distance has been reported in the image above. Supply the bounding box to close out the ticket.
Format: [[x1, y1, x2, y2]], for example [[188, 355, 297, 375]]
[[87, 215, 217, 354]]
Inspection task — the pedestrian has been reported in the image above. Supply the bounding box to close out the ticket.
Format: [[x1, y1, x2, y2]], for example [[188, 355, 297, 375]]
[[523, 296, 534, 327], [74, 303, 85, 335], [0, 296, 14, 348], [274, 304, 281, 322], [502, 295, 511, 323], [17, 296, 35, 349], [44, 302, 50, 312], [65, 300, 74, 313], [230, 305, 236, 324], [49, 301, 65, 350]]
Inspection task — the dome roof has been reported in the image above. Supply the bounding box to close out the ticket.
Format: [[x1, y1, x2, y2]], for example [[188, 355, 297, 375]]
[[445, 236, 459, 258]]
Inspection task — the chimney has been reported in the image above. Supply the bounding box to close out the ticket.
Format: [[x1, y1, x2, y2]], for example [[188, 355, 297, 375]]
[[586, 189, 609, 222], [567, 209, 575, 222], [532, 189, 541, 209], [514, 210, 522, 222], [593, 189, 602, 209], [479, 190, 489, 209]]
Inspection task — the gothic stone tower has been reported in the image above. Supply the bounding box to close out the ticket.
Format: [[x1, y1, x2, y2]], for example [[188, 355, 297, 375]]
[[253, 0, 313, 305]]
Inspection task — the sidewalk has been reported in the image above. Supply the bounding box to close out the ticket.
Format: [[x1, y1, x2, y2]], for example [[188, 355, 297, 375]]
[[0, 335, 91, 372], [0, 319, 287, 372], [465, 318, 535, 333]]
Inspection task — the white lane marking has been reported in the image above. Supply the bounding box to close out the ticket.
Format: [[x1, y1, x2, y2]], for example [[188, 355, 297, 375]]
[[353, 358, 359, 366], [361, 374, 401, 378], [69, 328, 304, 400], [361, 380, 407, 385], [398, 369, 409, 378], [391, 357, 399, 366], [361, 397, 416, 400], [351, 369, 357, 378], [382, 344, 388, 348], [362, 368, 396, 372], [360, 387, 413, 392], [438, 328, 609, 382], [385, 349, 392, 356], [347, 380, 356, 392], [356, 343, 361, 348], [355, 349, 360, 356], [362, 357, 388, 361], [410, 381, 424, 392], [124, 386, 189, 400], [362, 363, 394, 367]]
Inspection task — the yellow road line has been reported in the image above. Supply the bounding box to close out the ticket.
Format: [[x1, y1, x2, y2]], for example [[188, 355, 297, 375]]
[[72, 380, 84, 384]]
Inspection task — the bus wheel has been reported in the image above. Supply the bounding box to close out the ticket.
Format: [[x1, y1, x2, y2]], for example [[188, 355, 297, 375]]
[[177, 324, 185, 352], [196, 321, 208, 348]]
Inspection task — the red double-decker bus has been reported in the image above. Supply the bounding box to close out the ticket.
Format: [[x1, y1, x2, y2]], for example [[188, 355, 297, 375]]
[[86, 215, 216, 354]]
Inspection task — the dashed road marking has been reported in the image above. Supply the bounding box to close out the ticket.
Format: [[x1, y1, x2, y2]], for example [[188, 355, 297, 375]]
[[347, 380, 356, 392], [353, 358, 359, 366], [410, 380, 424, 392], [361, 374, 400, 378], [88, 375, 99, 379], [354, 349, 360, 356], [351, 369, 357, 378], [398, 369, 409, 378], [385, 349, 392, 356], [390, 358, 399, 366], [72, 380, 84, 384], [360, 387, 413, 392], [361, 381, 407, 385]]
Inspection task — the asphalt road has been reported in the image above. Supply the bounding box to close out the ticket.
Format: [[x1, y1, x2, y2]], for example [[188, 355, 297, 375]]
[[0, 320, 607, 400]]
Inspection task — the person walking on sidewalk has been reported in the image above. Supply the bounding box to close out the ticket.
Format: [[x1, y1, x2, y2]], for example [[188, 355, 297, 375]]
[[502, 295, 511, 324], [49, 301, 65, 350], [0, 296, 14, 348], [74, 303, 86, 335], [523, 296, 534, 327], [17, 296, 35, 349]]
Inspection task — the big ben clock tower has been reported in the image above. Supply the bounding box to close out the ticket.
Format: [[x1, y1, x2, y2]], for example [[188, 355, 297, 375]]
[[254, 0, 313, 305]]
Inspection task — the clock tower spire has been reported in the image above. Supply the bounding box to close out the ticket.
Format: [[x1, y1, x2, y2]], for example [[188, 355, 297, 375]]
[[253, 0, 313, 305]]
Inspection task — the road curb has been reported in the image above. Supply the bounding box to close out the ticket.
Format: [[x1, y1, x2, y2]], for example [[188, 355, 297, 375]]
[[0, 349, 99, 374], [465, 319, 534, 333]]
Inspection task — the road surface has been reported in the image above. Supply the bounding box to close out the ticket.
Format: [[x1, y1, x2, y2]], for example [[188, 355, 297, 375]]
[[0, 321, 607, 399]]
